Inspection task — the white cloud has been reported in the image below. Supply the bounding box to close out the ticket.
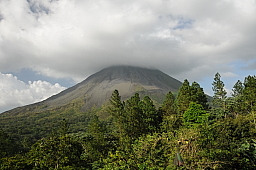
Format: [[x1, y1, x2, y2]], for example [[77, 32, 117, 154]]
[[0, 72, 66, 113], [0, 0, 255, 79], [221, 72, 238, 78], [0, 0, 256, 111]]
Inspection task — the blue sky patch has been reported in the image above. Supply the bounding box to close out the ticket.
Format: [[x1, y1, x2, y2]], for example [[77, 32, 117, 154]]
[[173, 17, 194, 30], [7, 68, 75, 88]]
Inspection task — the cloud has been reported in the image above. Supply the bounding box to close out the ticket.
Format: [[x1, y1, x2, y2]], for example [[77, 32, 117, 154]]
[[0, 0, 256, 111], [0, 72, 66, 113], [221, 72, 238, 79], [0, 0, 255, 81]]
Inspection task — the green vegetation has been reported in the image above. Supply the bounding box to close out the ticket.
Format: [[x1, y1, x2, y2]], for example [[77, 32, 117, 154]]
[[1, 74, 256, 169]]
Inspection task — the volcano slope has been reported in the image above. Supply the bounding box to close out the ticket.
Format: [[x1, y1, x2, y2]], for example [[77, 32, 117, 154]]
[[0, 66, 182, 141]]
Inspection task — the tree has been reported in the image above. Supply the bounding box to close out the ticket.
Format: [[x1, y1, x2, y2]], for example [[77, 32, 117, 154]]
[[108, 90, 126, 142], [243, 75, 256, 127], [124, 93, 143, 140], [211, 72, 228, 119], [0, 129, 19, 158], [102, 133, 175, 169], [176, 79, 192, 114], [198, 114, 256, 169], [109, 89, 124, 118], [227, 80, 244, 117], [131, 134, 174, 169], [81, 115, 114, 169], [183, 102, 208, 127], [190, 81, 209, 110], [27, 135, 84, 169], [160, 91, 181, 133], [139, 96, 161, 134], [59, 118, 69, 136], [176, 80, 209, 115], [109, 91, 144, 151], [26, 120, 85, 169], [243, 75, 256, 113], [232, 80, 244, 98], [212, 72, 227, 108], [161, 91, 176, 116]]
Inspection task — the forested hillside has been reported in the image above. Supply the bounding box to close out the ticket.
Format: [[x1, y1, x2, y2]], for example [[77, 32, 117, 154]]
[[0, 73, 256, 169]]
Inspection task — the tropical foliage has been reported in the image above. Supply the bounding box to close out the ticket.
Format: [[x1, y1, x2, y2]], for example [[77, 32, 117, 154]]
[[1, 74, 256, 169]]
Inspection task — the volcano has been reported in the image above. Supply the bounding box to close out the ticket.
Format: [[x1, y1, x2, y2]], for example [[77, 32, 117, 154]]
[[0, 66, 182, 139], [2, 66, 182, 116], [46, 65, 182, 110]]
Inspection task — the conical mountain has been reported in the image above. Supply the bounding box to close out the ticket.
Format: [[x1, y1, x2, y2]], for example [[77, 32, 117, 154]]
[[46, 66, 182, 110], [0, 66, 182, 141], [2, 66, 182, 116]]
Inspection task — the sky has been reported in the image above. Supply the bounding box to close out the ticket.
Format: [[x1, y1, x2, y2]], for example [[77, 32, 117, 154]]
[[0, 0, 256, 113]]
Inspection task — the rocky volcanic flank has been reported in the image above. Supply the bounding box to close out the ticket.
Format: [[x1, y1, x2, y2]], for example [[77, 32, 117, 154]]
[[2, 66, 182, 115], [45, 66, 182, 111]]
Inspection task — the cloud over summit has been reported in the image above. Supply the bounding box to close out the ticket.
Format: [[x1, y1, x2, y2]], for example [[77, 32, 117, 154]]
[[1, 0, 254, 80], [0, 0, 256, 112]]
